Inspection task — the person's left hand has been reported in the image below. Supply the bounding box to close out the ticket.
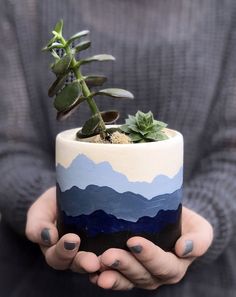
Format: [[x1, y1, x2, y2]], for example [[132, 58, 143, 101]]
[[89, 207, 213, 291]]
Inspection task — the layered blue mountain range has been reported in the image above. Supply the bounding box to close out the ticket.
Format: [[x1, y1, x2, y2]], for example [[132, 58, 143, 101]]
[[57, 184, 182, 221], [60, 206, 182, 237], [57, 154, 183, 199]]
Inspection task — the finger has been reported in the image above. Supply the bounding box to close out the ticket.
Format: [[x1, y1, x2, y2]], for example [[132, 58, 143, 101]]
[[41, 233, 80, 270], [89, 272, 100, 285], [96, 270, 134, 291], [70, 251, 100, 273], [127, 237, 187, 282], [175, 207, 214, 258], [26, 187, 58, 246], [98, 255, 108, 272], [100, 248, 159, 289]]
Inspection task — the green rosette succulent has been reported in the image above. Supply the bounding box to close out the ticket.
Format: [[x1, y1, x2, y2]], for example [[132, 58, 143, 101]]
[[120, 111, 168, 143]]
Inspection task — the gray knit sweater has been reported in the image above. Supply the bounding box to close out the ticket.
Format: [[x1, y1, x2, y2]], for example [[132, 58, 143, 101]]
[[0, 0, 236, 265]]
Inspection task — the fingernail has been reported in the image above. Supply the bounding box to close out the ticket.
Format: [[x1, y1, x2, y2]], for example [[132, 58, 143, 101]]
[[183, 240, 193, 256], [110, 260, 120, 268], [64, 241, 78, 251], [41, 228, 51, 244], [129, 245, 142, 253]]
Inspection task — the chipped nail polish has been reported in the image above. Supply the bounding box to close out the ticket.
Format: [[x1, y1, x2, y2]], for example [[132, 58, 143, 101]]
[[130, 245, 142, 253], [41, 228, 51, 244], [110, 260, 120, 268], [64, 242, 77, 250], [183, 240, 193, 256]]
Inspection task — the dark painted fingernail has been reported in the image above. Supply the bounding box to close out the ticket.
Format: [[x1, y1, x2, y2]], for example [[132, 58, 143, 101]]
[[110, 260, 120, 268], [129, 245, 142, 253], [183, 240, 193, 256], [64, 242, 78, 250], [41, 228, 51, 244]]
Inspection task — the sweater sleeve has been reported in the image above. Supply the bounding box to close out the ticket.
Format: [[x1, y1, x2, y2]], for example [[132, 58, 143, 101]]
[[0, 1, 56, 235], [183, 14, 236, 264]]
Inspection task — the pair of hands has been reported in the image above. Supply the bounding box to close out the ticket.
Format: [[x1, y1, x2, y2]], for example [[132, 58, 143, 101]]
[[26, 187, 213, 291]]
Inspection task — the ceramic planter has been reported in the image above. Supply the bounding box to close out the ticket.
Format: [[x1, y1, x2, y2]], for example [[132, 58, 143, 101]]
[[56, 127, 183, 254]]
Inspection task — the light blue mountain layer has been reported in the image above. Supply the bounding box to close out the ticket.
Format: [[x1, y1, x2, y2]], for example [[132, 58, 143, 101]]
[[57, 154, 183, 199], [57, 184, 182, 221]]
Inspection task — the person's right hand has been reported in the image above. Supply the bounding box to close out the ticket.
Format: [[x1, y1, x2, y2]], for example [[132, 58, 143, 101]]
[[25, 186, 100, 273]]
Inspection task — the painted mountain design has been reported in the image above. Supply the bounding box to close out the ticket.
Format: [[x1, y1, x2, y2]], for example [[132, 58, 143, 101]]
[[56, 154, 183, 199], [59, 205, 182, 237], [57, 184, 182, 221], [56, 153, 183, 252]]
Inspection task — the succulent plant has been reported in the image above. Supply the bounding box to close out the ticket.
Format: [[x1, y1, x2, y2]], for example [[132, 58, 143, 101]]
[[43, 19, 134, 139], [120, 111, 168, 143]]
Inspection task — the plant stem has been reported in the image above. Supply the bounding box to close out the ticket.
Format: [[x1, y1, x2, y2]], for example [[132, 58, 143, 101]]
[[60, 36, 107, 137], [74, 66, 107, 136]]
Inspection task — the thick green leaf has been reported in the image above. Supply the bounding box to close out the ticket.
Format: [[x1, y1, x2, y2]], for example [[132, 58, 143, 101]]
[[84, 75, 107, 87], [136, 111, 153, 129], [80, 54, 115, 65], [67, 30, 90, 45], [42, 35, 57, 51], [54, 81, 82, 111], [137, 119, 148, 131], [106, 127, 122, 135], [119, 124, 131, 134], [56, 96, 86, 121], [48, 74, 68, 97], [52, 53, 72, 75], [125, 115, 136, 126], [50, 50, 60, 61], [129, 124, 146, 135], [81, 114, 101, 137], [146, 131, 168, 141], [129, 133, 143, 142], [54, 19, 63, 35], [100, 110, 119, 124], [146, 112, 154, 126], [153, 120, 168, 128], [94, 88, 134, 99], [44, 42, 64, 51], [74, 40, 91, 52]]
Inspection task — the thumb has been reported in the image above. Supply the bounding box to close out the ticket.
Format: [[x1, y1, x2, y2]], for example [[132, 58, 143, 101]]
[[25, 186, 59, 246], [174, 207, 214, 258]]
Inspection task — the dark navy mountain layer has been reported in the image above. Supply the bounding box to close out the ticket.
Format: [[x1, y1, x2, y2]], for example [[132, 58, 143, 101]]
[[60, 205, 182, 237]]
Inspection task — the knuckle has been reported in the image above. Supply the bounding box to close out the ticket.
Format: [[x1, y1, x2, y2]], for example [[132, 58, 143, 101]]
[[153, 266, 171, 280], [154, 256, 179, 280], [134, 277, 159, 290], [145, 282, 159, 290], [127, 283, 134, 290], [167, 271, 186, 284], [133, 271, 152, 284]]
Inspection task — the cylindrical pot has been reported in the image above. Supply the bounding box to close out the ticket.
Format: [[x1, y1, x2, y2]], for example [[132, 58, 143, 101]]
[[56, 127, 183, 254]]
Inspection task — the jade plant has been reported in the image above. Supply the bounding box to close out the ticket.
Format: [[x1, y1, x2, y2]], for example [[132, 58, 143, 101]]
[[43, 20, 168, 142]]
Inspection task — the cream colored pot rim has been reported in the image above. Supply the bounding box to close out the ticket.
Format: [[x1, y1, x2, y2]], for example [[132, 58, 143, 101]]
[[56, 126, 183, 147]]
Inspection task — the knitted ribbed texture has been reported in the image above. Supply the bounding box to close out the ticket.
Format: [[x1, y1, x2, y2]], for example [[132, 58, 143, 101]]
[[0, 0, 236, 263]]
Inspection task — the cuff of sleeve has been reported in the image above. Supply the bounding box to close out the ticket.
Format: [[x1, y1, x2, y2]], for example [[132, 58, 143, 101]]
[[1, 166, 56, 236], [183, 186, 233, 264]]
